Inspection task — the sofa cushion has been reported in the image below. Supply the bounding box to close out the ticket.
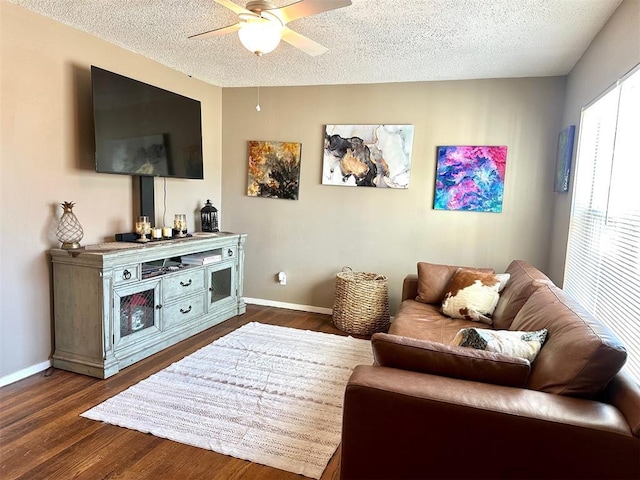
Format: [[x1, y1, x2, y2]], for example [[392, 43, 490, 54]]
[[372, 333, 531, 387], [441, 269, 510, 324], [451, 327, 548, 362], [415, 262, 494, 305], [510, 284, 627, 398], [390, 300, 490, 344], [492, 260, 553, 330]]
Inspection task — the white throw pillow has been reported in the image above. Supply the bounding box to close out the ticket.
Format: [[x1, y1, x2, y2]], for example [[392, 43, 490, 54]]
[[451, 327, 548, 362], [441, 269, 510, 325]]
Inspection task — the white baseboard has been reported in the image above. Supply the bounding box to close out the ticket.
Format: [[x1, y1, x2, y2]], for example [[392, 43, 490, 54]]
[[0, 359, 51, 388], [244, 298, 333, 316]]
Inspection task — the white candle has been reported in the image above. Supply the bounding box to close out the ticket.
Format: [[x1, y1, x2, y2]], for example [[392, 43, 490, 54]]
[[151, 228, 162, 239], [162, 226, 172, 238]]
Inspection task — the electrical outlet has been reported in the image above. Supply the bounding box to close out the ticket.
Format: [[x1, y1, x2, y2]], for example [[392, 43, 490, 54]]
[[278, 271, 287, 285]]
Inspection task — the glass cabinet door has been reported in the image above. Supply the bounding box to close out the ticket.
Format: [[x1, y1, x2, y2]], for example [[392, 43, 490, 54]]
[[120, 288, 155, 337], [114, 279, 161, 348], [207, 262, 236, 308]]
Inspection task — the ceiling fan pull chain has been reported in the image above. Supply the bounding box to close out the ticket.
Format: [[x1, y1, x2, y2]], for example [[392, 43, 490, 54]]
[[256, 85, 261, 112]]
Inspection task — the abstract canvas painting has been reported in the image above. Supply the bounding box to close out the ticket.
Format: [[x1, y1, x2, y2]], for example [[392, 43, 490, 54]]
[[247, 140, 301, 200], [434, 146, 507, 212], [323, 125, 414, 188], [554, 125, 576, 193]]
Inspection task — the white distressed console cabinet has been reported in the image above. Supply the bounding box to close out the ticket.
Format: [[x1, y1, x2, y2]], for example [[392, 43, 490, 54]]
[[50, 233, 246, 378]]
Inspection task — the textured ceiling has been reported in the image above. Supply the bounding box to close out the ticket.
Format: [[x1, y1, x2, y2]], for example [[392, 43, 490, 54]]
[[7, 0, 622, 87]]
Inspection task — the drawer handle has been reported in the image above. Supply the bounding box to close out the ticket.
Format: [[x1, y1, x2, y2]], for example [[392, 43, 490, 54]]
[[228, 249, 234, 257], [180, 279, 192, 287], [123, 269, 132, 280], [180, 306, 192, 314]]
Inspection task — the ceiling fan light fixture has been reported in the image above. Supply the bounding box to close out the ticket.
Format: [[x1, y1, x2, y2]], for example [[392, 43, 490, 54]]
[[238, 13, 282, 55]]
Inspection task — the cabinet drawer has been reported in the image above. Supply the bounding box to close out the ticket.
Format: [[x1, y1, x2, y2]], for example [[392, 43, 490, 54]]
[[113, 265, 140, 285], [163, 269, 205, 302], [163, 294, 205, 329]]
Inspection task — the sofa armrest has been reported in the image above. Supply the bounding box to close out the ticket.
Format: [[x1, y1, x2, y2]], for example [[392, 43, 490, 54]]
[[372, 333, 531, 387], [401, 274, 419, 302], [341, 366, 639, 480], [600, 369, 640, 437]]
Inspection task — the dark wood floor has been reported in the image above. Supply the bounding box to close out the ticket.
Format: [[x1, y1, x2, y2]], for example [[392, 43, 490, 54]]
[[0, 305, 353, 480]]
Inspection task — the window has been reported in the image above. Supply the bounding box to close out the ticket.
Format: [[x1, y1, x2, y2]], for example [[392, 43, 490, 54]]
[[564, 65, 640, 383]]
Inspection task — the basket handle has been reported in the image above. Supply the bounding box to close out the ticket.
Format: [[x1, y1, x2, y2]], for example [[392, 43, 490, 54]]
[[341, 266, 353, 272]]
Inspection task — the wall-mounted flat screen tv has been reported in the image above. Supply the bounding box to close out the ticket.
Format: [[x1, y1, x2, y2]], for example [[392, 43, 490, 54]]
[[91, 66, 203, 179]]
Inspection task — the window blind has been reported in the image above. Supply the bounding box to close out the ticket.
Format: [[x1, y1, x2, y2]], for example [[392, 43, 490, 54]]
[[564, 65, 640, 383]]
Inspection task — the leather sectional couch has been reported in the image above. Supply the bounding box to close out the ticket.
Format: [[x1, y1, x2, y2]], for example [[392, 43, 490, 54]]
[[340, 260, 640, 479]]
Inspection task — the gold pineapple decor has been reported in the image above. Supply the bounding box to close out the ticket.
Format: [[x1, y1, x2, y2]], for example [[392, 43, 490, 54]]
[[55, 201, 84, 249]]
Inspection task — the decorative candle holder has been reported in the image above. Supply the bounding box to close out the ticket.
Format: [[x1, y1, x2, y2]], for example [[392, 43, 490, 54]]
[[135, 216, 151, 243], [173, 214, 187, 237], [200, 199, 219, 233]]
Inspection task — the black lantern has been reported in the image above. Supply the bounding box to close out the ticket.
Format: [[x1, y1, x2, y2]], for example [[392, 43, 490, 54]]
[[200, 199, 219, 233]]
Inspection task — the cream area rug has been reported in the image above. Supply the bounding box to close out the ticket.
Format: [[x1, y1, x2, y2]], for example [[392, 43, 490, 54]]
[[81, 322, 373, 479]]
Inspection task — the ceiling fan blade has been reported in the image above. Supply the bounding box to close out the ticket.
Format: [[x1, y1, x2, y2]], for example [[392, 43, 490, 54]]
[[276, 0, 352, 24], [281, 26, 328, 56], [188, 23, 241, 40], [212, 0, 251, 15]]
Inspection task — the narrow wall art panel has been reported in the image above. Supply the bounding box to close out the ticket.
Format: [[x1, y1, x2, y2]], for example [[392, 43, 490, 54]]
[[323, 125, 414, 188], [434, 145, 507, 213], [553, 125, 575, 193], [247, 140, 301, 200]]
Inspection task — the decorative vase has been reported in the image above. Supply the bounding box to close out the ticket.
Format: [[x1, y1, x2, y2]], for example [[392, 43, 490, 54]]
[[55, 201, 84, 249]]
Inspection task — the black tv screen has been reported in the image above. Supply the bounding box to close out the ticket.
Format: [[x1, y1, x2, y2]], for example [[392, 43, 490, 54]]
[[91, 66, 203, 179]]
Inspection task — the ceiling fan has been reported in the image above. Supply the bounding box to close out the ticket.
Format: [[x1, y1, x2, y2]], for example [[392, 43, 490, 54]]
[[189, 0, 352, 56]]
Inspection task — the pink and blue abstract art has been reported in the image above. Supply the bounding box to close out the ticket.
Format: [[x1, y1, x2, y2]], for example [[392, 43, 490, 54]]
[[434, 145, 507, 213]]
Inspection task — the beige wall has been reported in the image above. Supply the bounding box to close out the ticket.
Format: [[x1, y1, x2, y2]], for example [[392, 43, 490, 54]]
[[2, 0, 633, 383], [0, 2, 222, 380], [222, 78, 566, 313], [547, 0, 640, 285]]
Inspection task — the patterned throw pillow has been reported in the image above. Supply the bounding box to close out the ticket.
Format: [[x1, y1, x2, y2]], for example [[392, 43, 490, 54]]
[[441, 269, 510, 324], [451, 328, 548, 362]]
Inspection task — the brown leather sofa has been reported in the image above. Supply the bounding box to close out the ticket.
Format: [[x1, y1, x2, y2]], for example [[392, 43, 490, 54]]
[[340, 260, 640, 479]]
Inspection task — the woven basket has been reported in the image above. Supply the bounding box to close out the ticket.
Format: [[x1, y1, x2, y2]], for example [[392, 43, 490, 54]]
[[332, 267, 391, 336]]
